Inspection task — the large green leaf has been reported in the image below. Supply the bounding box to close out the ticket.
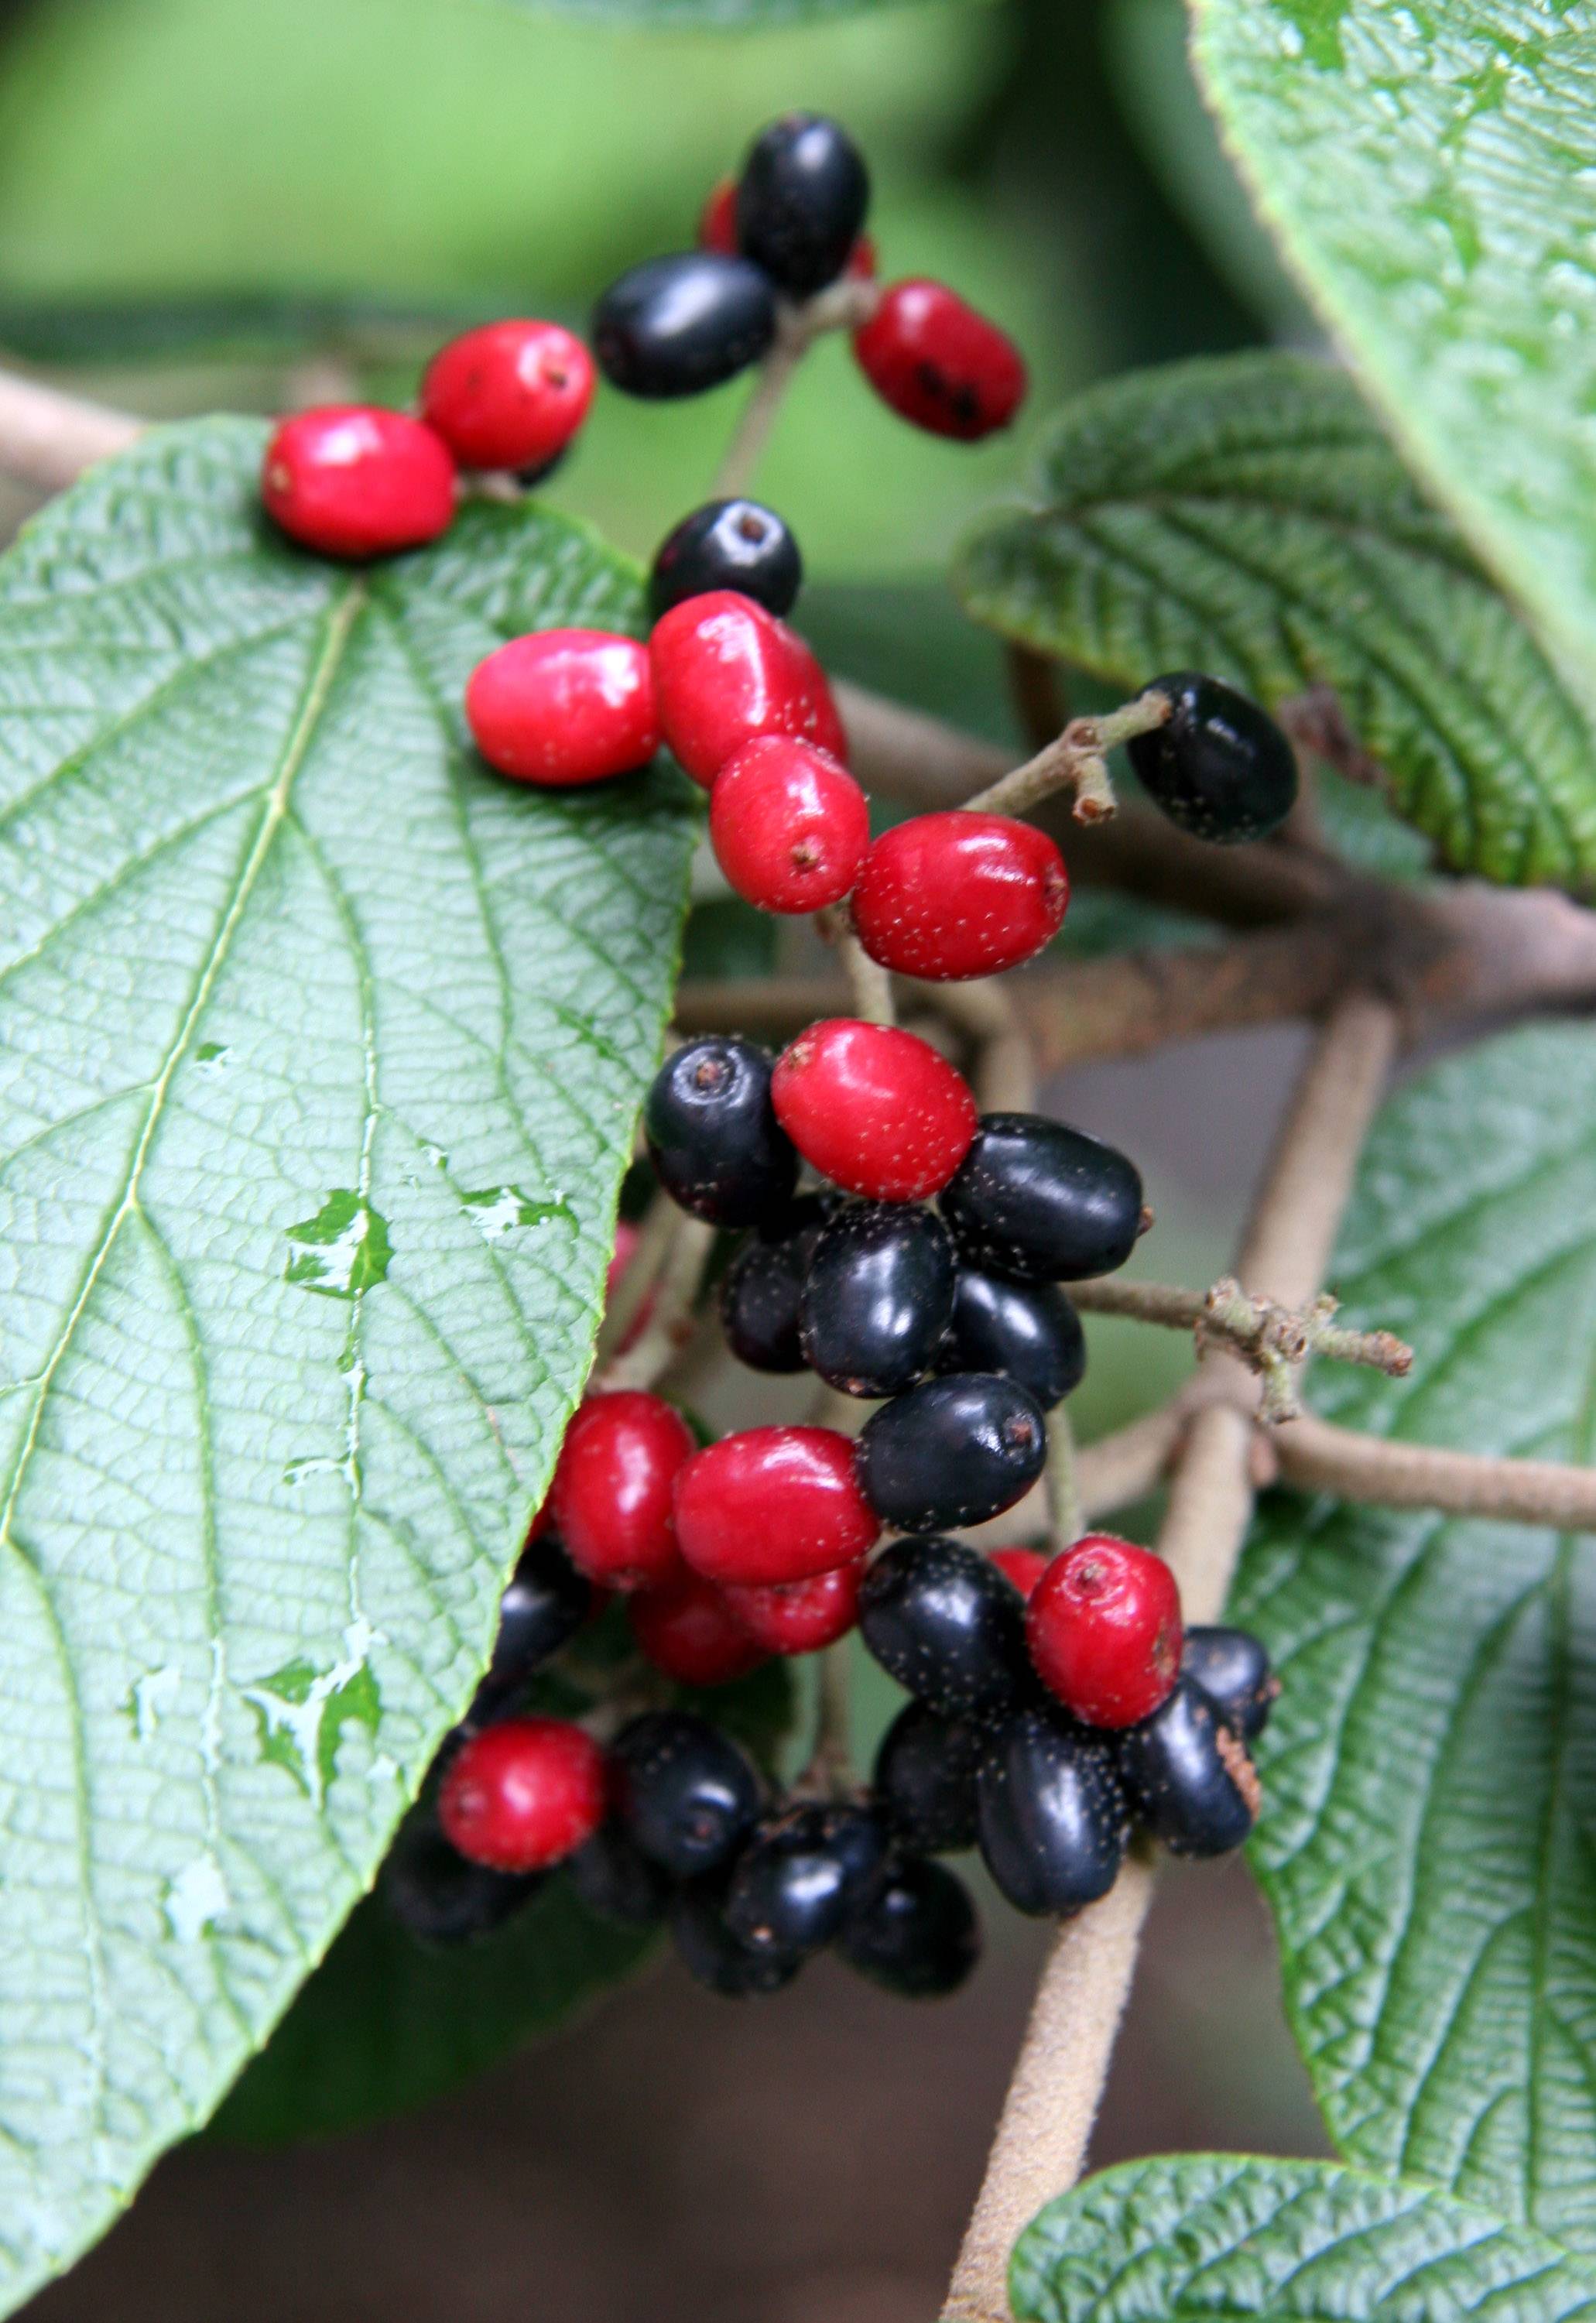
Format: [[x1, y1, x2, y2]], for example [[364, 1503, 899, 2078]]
[[1011, 2154, 1596, 2323], [1235, 1024, 1596, 2248], [0, 420, 697, 2306], [1189, 0, 1596, 703], [953, 352, 1596, 889]]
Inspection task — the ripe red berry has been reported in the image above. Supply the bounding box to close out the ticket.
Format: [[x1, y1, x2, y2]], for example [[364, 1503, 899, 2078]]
[[548, 1391, 694, 1591], [650, 591, 847, 789], [1026, 1534, 1183, 1729], [771, 1019, 978, 1201], [437, 1715, 606, 1872], [851, 812, 1068, 980], [466, 629, 659, 786], [710, 736, 869, 914], [261, 404, 456, 558], [629, 1572, 769, 1687], [853, 280, 1026, 440], [421, 319, 595, 474], [724, 1561, 864, 1655], [990, 1547, 1049, 1599], [673, 1427, 878, 1586]]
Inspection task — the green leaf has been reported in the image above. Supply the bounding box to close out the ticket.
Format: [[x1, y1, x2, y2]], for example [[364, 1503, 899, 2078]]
[[0, 420, 697, 2308], [495, 0, 954, 15], [953, 351, 1596, 889], [1189, 0, 1596, 705], [1010, 2154, 1596, 2323], [1235, 1023, 1596, 2247]]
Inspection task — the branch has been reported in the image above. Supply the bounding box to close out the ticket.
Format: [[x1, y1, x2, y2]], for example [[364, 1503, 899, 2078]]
[[0, 368, 140, 491], [963, 693, 1170, 825], [713, 277, 877, 500], [595, 1214, 716, 1393], [1271, 1411, 1596, 1530]]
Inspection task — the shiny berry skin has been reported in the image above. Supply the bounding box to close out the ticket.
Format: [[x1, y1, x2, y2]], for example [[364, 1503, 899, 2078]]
[[718, 1197, 827, 1373], [464, 1532, 592, 1725], [565, 1821, 673, 1927], [852, 814, 1068, 982], [593, 252, 777, 399], [838, 1856, 980, 1998], [1182, 1625, 1278, 1742], [670, 1872, 803, 1996], [724, 1801, 886, 1955], [710, 738, 868, 914], [437, 1716, 606, 1873], [700, 170, 876, 279], [644, 1034, 798, 1228], [723, 1560, 863, 1655], [1116, 1674, 1260, 1857], [858, 1533, 1030, 1718], [1026, 1534, 1183, 1729], [261, 404, 456, 558], [650, 591, 846, 789], [382, 1809, 544, 1944], [943, 1113, 1144, 1284], [649, 497, 803, 622], [736, 112, 870, 298], [855, 1372, 1046, 1533], [546, 1391, 694, 1591], [420, 320, 594, 473], [611, 1709, 760, 1879], [990, 1547, 1049, 1599], [800, 1200, 957, 1397], [873, 1701, 982, 1853], [938, 1269, 1085, 1411], [771, 1019, 978, 1202], [628, 1571, 769, 1687], [854, 281, 1026, 441], [977, 1704, 1129, 1916], [673, 1426, 878, 1586], [1126, 673, 1297, 844], [465, 629, 659, 786]]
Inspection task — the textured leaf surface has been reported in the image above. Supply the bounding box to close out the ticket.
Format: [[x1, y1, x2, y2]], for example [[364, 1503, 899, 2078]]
[[1235, 1025, 1596, 2247], [1011, 2154, 1596, 2323], [954, 352, 1596, 888], [1190, 0, 1596, 702], [0, 420, 697, 2304]]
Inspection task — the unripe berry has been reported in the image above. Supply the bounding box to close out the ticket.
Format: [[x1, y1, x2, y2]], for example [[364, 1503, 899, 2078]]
[[854, 281, 1026, 440], [673, 1425, 878, 1586], [1026, 1534, 1183, 1729], [710, 738, 868, 914], [771, 1019, 978, 1201], [547, 1391, 694, 1591], [851, 813, 1067, 981], [722, 1560, 864, 1654], [421, 320, 594, 474], [437, 1716, 606, 1872], [990, 1547, 1049, 1599], [262, 405, 455, 558], [649, 591, 846, 789], [465, 629, 659, 786], [629, 1571, 769, 1687]]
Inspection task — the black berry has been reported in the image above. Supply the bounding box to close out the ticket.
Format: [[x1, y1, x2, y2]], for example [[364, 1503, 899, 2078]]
[[724, 1800, 887, 1955], [718, 1195, 827, 1373], [800, 1201, 957, 1398], [855, 1372, 1046, 1532], [464, 1532, 592, 1725], [937, 1269, 1085, 1410], [1182, 1625, 1278, 1742], [611, 1709, 760, 1879], [1126, 673, 1297, 844], [382, 1810, 544, 1945], [593, 252, 778, 399], [736, 112, 870, 297], [838, 1856, 980, 1998], [859, 1534, 1030, 1718], [872, 1700, 983, 1852], [670, 1872, 803, 1996], [976, 1705, 1130, 1917], [649, 496, 803, 621], [644, 1034, 798, 1228], [565, 1820, 673, 1926], [942, 1113, 1144, 1283], [1116, 1674, 1260, 1857]]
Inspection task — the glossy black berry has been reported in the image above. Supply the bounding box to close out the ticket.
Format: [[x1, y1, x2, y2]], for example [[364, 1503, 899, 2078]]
[[670, 1872, 803, 1996], [611, 1709, 760, 1879], [872, 1700, 983, 1852], [644, 1035, 798, 1228], [736, 113, 870, 297], [860, 1534, 1030, 1718], [565, 1820, 673, 1926], [942, 1113, 1144, 1284], [855, 1373, 1046, 1532], [1182, 1625, 1278, 1743], [592, 252, 778, 399], [464, 1533, 592, 1725], [1116, 1674, 1259, 1857], [838, 1856, 980, 1997], [718, 1195, 827, 1373], [800, 1201, 957, 1398], [976, 1705, 1130, 1917], [382, 1811, 544, 1945], [937, 1269, 1085, 1410], [649, 496, 803, 622], [724, 1800, 887, 1955], [1126, 672, 1297, 844]]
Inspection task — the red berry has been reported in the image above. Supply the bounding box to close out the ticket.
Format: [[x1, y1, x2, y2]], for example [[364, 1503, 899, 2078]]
[[547, 1391, 694, 1591], [649, 590, 847, 790], [771, 1019, 978, 1201], [846, 233, 878, 283], [1026, 1534, 1183, 1728], [710, 736, 869, 914], [991, 1547, 1049, 1599], [437, 1715, 606, 1872], [851, 812, 1068, 980], [421, 319, 595, 474], [605, 1218, 642, 1304], [466, 629, 659, 786], [698, 176, 741, 255], [853, 280, 1027, 441], [261, 404, 456, 558], [674, 1427, 878, 1586], [629, 1571, 769, 1686], [724, 1561, 864, 1654]]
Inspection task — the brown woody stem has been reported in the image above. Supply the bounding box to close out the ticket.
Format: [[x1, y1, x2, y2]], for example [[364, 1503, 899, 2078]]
[[963, 693, 1170, 825]]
